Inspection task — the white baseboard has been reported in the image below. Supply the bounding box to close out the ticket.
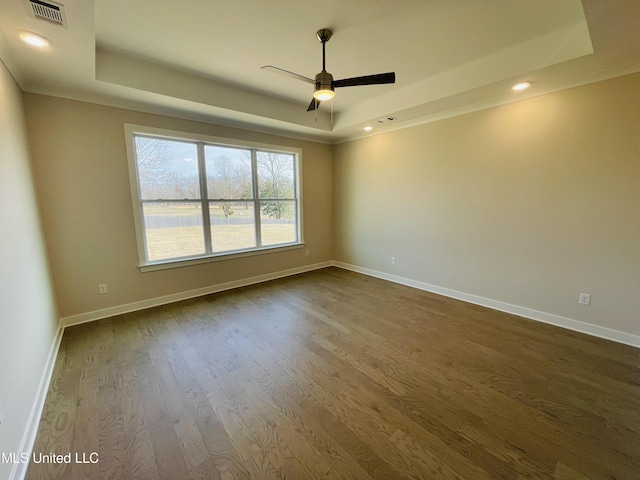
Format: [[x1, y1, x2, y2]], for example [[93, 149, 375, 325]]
[[11, 325, 64, 480], [333, 261, 640, 348], [61, 261, 333, 328], [61, 259, 640, 345]]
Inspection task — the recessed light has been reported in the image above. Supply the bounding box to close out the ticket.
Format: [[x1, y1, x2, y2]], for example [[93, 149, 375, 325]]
[[363, 126, 373, 132], [19, 32, 50, 48], [512, 81, 531, 92]]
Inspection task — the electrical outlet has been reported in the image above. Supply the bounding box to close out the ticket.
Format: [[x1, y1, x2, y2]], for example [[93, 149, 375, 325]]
[[391, 257, 396, 265], [305, 249, 309, 257], [99, 284, 108, 294], [579, 293, 591, 305]]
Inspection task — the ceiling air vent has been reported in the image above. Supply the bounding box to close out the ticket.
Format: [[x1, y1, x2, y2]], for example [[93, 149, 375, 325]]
[[376, 116, 397, 124], [24, 0, 68, 28]]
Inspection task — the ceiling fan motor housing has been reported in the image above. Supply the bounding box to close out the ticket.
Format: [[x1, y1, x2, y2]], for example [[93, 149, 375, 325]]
[[315, 70, 334, 93]]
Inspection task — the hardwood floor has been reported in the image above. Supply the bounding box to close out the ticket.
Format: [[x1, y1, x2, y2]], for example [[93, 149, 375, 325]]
[[26, 267, 640, 479]]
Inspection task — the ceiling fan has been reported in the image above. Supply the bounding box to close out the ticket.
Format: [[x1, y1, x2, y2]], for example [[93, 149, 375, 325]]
[[262, 29, 396, 111]]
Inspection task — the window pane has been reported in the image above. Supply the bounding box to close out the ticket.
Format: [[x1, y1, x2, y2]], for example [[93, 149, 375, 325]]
[[257, 151, 295, 199], [209, 201, 256, 252], [143, 202, 205, 261], [205, 145, 253, 200], [128, 128, 303, 267], [260, 200, 297, 246], [135, 136, 200, 200]]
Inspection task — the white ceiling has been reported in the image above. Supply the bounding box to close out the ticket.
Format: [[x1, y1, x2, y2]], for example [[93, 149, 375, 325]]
[[1, 0, 639, 143]]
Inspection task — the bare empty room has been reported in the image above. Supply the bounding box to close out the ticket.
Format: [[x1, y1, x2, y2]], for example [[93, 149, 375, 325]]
[[0, 1, 638, 479]]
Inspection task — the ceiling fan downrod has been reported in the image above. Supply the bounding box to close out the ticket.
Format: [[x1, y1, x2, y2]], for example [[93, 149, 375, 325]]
[[316, 28, 333, 72]]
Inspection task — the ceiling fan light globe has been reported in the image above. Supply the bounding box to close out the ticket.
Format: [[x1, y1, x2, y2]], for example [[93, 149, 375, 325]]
[[314, 89, 335, 101]]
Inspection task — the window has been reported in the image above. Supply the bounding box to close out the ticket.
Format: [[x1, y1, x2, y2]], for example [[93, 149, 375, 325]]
[[124, 125, 302, 270]]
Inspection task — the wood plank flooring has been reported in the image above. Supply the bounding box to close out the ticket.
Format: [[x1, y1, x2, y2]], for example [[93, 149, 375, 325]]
[[25, 267, 640, 479]]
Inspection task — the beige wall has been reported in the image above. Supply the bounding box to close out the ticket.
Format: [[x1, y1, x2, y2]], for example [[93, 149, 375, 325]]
[[23, 94, 334, 319], [334, 72, 640, 337], [0, 61, 59, 479]]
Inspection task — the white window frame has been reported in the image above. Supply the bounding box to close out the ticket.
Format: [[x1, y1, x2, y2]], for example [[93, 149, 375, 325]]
[[124, 124, 304, 271]]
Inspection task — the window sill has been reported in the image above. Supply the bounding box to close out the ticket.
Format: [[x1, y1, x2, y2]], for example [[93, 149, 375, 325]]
[[139, 243, 305, 272]]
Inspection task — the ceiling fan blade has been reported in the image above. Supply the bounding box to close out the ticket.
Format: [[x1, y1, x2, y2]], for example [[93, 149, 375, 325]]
[[307, 98, 321, 112], [261, 65, 314, 84], [333, 72, 396, 88]]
